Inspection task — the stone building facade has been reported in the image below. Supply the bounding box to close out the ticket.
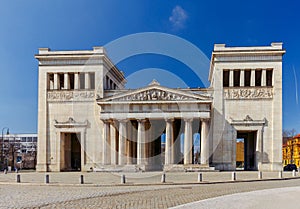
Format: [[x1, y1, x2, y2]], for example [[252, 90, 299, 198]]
[[35, 43, 285, 172]]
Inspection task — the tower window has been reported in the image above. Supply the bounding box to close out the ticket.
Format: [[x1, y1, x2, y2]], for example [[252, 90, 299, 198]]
[[59, 74, 64, 90], [90, 72, 95, 89], [234, 70, 240, 87], [255, 70, 262, 86], [48, 73, 54, 90], [244, 70, 251, 86], [79, 73, 85, 89], [69, 73, 74, 89], [223, 70, 229, 87]]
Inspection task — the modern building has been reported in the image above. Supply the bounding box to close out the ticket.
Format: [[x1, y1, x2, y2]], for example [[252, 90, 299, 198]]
[[0, 134, 37, 169], [236, 140, 244, 169], [282, 134, 300, 166], [35, 43, 285, 172]]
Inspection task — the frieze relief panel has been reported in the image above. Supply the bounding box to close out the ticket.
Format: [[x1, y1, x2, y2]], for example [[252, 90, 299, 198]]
[[47, 90, 95, 102], [224, 87, 273, 100], [113, 89, 194, 101]]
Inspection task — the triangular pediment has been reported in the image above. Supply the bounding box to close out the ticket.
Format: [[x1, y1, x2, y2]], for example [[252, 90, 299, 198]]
[[99, 83, 211, 103]]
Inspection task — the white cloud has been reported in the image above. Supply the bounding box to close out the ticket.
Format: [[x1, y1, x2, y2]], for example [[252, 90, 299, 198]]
[[169, 5, 188, 30]]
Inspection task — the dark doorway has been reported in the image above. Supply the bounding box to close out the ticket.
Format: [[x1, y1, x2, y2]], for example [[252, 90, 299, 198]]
[[237, 131, 257, 171], [61, 133, 81, 171], [71, 133, 81, 171]]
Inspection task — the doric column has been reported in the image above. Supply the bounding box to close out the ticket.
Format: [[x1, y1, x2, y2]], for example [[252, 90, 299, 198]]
[[262, 69, 267, 86], [137, 119, 146, 165], [250, 69, 256, 86], [110, 121, 118, 165], [118, 119, 127, 165], [102, 120, 111, 165], [184, 118, 193, 164], [54, 73, 59, 90], [126, 122, 133, 165], [85, 72, 91, 89], [64, 73, 70, 89], [229, 70, 234, 87], [165, 118, 174, 165], [200, 119, 210, 165], [240, 69, 244, 87], [74, 73, 79, 89], [132, 121, 137, 164]]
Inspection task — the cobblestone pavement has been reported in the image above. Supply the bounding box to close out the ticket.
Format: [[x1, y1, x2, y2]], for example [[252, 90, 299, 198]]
[[0, 171, 299, 208]]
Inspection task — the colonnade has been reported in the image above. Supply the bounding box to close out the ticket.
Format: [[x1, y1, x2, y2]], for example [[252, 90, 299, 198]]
[[101, 118, 210, 167], [49, 72, 94, 90], [227, 69, 272, 87]]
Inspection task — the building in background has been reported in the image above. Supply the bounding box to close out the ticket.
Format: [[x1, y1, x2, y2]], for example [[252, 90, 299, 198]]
[[0, 134, 37, 170], [282, 134, 300, 166], [236, 140, 245, 169]]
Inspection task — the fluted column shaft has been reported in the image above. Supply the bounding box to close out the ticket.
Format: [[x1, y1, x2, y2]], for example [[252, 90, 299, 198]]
[[262, 69, 267, 86], [137, 119, 146, 165], [54, 73, 59, 90], [200, 120, 210, 165], [229, 70, 234, 87], [240, 70, 244, 87], [250, 69, 256, 86], [118, 120, 127, 165], [85, 73, 90, 89], [102, 120, 111, 165], [184, 118, 193, 164], [74, 73, 79, 89], [165, 118, 174, 165], [64, 73, 70, 89]]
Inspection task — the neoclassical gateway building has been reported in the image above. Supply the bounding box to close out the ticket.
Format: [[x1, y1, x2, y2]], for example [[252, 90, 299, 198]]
[[35, 43, 285, 172]]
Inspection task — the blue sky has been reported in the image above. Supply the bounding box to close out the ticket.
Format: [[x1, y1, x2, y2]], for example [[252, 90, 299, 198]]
[[0, 0, 299, 133]]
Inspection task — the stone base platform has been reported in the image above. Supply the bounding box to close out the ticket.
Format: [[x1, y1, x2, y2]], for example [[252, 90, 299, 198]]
[[164, 164, 217, 172], [92, 164, 163, 172], [92, 164, 217, 172]]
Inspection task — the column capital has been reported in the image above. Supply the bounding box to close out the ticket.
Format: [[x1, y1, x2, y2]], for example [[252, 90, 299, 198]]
[[165, 118, 175, 122], [118, 119, 128, 123], [137, 118, 147, 123], [184, 118, 193, 123], [102, 119, 112, 124], [200, 118, 210, 122]]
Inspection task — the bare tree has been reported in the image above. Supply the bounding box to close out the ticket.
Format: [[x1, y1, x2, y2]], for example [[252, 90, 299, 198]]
[[283, 129, 297, 138]]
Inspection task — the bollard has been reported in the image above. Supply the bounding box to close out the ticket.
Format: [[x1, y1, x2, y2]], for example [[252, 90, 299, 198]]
[[80, 175, 84, 184], [121, 174, 126, 184], [231, 172, 236, 181], [197, 173, 203, 182], [279, 171, 283, 179], [161, 173, 166, 183], [45, 174, 50, 184], [258, 171, 262, 180], [293, 170, 296, 177], [16, 174, 21, 183]]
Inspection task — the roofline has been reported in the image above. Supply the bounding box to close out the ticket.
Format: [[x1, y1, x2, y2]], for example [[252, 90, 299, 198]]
[[209, 42, 286, 82]]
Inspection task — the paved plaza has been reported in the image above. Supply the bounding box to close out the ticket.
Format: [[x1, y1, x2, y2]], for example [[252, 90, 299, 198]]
[[0, 171, 299, 208]]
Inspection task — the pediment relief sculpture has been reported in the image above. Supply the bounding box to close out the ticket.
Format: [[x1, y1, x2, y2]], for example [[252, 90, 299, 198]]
[[114, 89, 196, 101]]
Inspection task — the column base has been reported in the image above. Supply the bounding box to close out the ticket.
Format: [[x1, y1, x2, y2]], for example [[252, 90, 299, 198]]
[[36, 163, 48, 172]]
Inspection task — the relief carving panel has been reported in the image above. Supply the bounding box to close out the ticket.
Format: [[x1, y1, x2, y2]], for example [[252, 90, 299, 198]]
[[47, 90, 95, 102], [224, 87, 273, 100]]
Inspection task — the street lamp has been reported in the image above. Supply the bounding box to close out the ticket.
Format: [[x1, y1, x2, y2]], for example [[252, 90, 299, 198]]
[[1, 127, 9, 169]]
